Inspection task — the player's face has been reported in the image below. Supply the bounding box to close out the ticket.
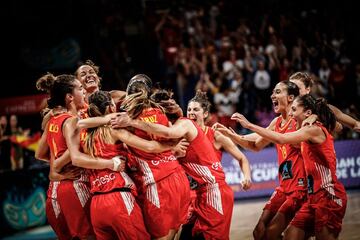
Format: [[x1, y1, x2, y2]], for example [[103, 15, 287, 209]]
[[289, 99, 307, 124], [187, 101, 207, 125], [72, 79, 86, 110], [271, 82, 290, 114], [76, 65, 100, 93]]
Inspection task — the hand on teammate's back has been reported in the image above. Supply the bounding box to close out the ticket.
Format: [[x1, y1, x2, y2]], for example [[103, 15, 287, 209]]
[[110, 112, 131, 129]]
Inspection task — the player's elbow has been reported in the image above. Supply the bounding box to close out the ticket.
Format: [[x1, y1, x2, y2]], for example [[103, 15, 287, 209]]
[[144, 144, 161, 153], [35, 149, 49, 161]]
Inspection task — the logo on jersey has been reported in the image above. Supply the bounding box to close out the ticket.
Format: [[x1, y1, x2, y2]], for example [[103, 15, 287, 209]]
[[279, 160, 293, 180], [212, 162, 223, 170], [307, 175, 314, 194], [151, 155, 177, 166], [92, 173, 117, 187], [48, 123, 59, 133], [298, 178, 305, 186], [187, 175, 199, 190], [140, 115, 157, 123]]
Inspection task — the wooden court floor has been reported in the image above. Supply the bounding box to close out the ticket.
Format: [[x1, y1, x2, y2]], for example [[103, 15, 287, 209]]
[[3, 189, 359, 240], [230, 189, 360, 240]]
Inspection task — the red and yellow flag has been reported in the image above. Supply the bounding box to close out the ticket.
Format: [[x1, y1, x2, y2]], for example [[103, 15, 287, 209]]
[[9, 132, 41, 152]]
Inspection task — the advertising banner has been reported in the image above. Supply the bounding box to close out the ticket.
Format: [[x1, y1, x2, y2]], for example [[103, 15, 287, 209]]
[[222, 140, 360, 199], [0, 94, 47, 116]]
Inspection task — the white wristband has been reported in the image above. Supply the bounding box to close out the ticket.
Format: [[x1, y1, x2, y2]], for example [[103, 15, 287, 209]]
[[112, 156, 122, 171]]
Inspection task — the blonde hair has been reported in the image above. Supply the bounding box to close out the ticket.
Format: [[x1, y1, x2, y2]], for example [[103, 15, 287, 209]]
[[83, 90, 114, 157], [122, 89, 163, 119], [83, 126, 113, 158], [289, 72, 313, 88]]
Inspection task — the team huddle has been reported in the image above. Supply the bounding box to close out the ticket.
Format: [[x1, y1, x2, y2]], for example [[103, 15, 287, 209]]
[[35, 60, 359, 240]]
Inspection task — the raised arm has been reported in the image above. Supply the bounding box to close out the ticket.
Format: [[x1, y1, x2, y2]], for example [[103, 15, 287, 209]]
[[111, 113, 195, 140], [133, 119, 189, 139], [77, 113, 119, 129], [215, 131, 252, 190], [328, 104, 360, 132], [111, 128, 175, 153], [213, 121, 273, 152], [234, 113, 324, 145], [110, 90, 126, 105]]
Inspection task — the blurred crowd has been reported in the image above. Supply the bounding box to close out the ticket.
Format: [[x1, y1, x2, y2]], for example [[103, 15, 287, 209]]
[[82, 0, 359, 138], [2, 0, 360, 172], [140, 0, 360, 139]]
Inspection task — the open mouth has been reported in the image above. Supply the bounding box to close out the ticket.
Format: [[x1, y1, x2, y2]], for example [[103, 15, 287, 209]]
[[272, 100, 279, 111], [188, 115, 197, 121], [86, 79, 96, 85]]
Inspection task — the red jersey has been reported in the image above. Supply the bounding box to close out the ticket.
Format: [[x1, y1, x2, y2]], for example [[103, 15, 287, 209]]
[[204, 126, 222, 162], [88, 133, 135, 194], [275, 117, 307, 193], [182, 119, 226, 186], [130, 108, 180, 185], [46, 112, 91, 210], [78, 103, 89, 120], [301, 123, 346, 199], [47, 113, 73, 159], [46, 113, 73, 199]]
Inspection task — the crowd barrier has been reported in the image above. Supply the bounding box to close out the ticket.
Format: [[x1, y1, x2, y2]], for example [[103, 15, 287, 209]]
[[0, 139, 359, 237]]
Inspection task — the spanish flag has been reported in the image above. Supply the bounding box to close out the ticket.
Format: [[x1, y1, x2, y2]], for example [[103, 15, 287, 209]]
[[9, 132, 41, 152]]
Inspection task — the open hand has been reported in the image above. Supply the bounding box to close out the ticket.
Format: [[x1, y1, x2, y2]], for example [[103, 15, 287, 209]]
[[302, 114, 317, 127], [231, 113, 251, 129]]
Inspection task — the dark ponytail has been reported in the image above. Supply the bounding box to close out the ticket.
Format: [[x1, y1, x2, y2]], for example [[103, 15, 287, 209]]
[[36, 73, 77, 109], [87, 91, 112, 117], [315, 98, 336, 132], [84, 90, 113, 158], [296, 95, 336, 132]]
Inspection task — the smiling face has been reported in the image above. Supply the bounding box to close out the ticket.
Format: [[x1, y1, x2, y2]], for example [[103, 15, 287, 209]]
[[289, 98, 311, 125], [271, 82, 292, 114], [187, 101, 208, 127], [76, 65, 100, 94]]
